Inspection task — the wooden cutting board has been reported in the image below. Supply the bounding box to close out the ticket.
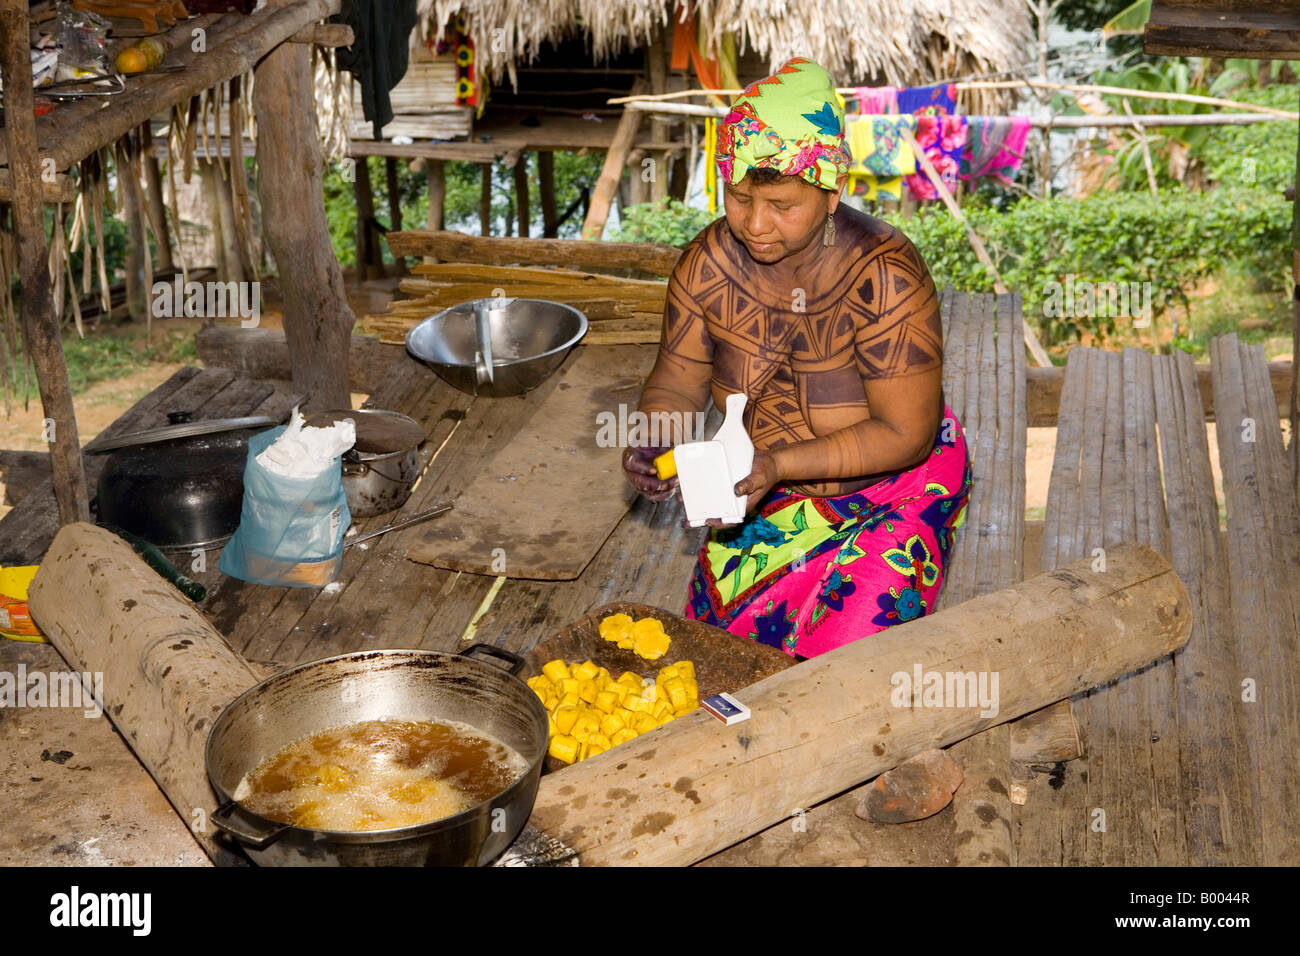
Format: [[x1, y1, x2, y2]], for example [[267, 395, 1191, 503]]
[[405, 345, 656, 580]]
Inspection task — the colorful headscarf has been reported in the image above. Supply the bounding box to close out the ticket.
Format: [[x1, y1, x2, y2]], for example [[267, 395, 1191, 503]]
[[715, 58, 850, 191]]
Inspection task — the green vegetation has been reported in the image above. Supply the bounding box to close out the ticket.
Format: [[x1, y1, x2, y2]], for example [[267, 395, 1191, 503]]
[[2, 328, 196, 403], [610, 199, 717, 247]]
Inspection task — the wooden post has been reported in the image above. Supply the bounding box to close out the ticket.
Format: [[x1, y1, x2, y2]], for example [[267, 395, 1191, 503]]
[[539, 151, 559, 238], [524, 543, 1191, 866], [385, 155, 404, 273], [479, 163, 492, 236], [353, 155, 379, 280], [647, 31, 670, 204], [254, 0, 355, 412], [581, 96, 645, 240], [0, 0, 90, 525], [213, 158, 247, 283], [514, 153, 531, 239], [424, 158, 445, 264], [200, 160, 230, 277], [29, 524, 261, 865], [1292, 82, 1299, 504]]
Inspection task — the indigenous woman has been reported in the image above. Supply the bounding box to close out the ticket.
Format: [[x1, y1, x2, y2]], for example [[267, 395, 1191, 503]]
[[622, 59, 971, 660]]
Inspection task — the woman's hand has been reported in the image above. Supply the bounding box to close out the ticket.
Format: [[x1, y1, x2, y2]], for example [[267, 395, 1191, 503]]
[[734, 448, 782, 513], [622, 445, 677, 502]]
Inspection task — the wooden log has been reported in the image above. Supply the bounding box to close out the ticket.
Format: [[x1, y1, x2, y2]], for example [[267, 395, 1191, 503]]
[[386, 230, 683, 276], [27, 522, 263, 865], [354, 155, 380, 280], [581, 100, 644, 240], [539, 151, 558, 238], [0, 0, 90, 526], [524, 543, 1192, 866], [193, 326, 398, 394]]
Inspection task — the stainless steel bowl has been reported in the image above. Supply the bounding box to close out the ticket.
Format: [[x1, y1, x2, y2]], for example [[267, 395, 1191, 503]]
[[405, 297, 588, 397]]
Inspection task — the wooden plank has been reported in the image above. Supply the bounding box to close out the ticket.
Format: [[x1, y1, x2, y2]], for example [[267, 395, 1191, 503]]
[[1153, 352, 1257, 863], [406, 345, 656, 580], [1211, 335, 1300, 864], [385, 230, 683, 276]]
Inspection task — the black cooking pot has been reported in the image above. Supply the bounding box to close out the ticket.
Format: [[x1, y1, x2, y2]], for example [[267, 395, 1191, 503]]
[[91, 412, 277, 549]]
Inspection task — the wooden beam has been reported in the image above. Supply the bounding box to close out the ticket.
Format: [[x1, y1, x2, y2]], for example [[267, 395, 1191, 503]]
[[288, 22, 354, 47], [386, 155, 404, 270], [253, 0, 354, 412], [538, 151, 559, 238], [523, 543, 1191, 866], [0, 0, 90, 526], [1144, 4, 1300, 59], [386, 230, 683, 276], [581, 96, 645, 240]]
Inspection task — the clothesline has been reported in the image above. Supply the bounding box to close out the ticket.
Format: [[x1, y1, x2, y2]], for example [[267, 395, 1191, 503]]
[[622, 100, 1289, 129], [610, 81, 1298, 121]]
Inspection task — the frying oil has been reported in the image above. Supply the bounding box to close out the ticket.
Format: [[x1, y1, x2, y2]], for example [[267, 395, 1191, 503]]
[[235, 718, 526, 831]]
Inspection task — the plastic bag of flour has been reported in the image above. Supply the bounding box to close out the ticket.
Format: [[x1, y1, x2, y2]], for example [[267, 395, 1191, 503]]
[[219, 412, 354, 588]]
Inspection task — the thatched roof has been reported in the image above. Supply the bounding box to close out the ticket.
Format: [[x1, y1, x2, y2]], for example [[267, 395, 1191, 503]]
[[419, 0, 1031, 90]]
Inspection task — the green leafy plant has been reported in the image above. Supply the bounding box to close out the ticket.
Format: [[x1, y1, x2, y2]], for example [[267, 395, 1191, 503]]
[[610, 199, 717, 248]]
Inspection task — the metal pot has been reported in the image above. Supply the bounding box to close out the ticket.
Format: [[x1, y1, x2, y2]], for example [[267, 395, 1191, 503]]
[[205, 644, 548, 867], [308, 409, 425, 518], [90, 412, 277, 549]]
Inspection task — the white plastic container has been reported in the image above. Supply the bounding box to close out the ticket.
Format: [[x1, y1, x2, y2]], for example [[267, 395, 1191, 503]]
[[676, 393, 754, 528]]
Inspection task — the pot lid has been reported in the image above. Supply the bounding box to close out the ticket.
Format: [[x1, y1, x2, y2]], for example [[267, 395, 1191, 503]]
[[307, 409, 426, 454], [87, 415, 279, 454]]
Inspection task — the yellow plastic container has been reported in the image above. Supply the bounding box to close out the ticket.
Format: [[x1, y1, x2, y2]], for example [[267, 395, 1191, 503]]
[[0, 565, 44, 642]]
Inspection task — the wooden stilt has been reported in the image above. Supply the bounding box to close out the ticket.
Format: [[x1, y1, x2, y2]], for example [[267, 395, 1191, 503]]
[[214, 156, 247, 283], [514, 153, 531, 239], [386, 155, 404, 272], [480, 163, 492, 237], [201, 160, 229, 277], [539, 151, 558, 238], [647, 31, 670, 205], [0, 0, 90, 525], [424, 158, 445, 264], [119, 141, 148, 322], [254, 0, 355, 412], [354, 155, 378, 280]]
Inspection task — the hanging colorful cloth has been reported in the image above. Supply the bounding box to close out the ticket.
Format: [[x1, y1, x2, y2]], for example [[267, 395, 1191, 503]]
[[430, 13, 477, 109], [715, 58, 851, 191], [896, 82, 957, 117], [855, 85, 898, 114], [905, 114, 967, 200], [845, 114, 916, 201], [961, 116, 1033, 185]]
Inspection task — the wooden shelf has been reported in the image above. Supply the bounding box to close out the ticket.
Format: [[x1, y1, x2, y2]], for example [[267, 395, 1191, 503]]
[[0, 0, 340, 172]]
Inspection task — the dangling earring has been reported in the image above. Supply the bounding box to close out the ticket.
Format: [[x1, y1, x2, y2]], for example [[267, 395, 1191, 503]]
[[823, 213, 835, 247]]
